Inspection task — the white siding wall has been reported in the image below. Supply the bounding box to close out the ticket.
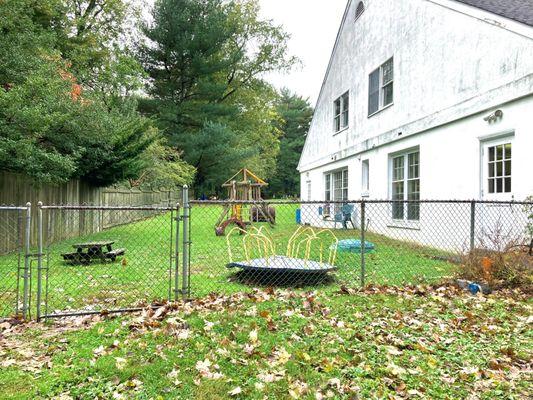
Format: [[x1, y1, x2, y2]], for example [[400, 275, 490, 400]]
[[299, 0, 533, 176], [300, 97, 533, 251]]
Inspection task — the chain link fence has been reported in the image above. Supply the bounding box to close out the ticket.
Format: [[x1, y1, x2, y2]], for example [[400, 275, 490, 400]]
[[187, 199, 532, 296], [0, 196, 531, 320]]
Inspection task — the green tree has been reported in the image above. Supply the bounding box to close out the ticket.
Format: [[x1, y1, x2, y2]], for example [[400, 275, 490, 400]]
[[139, 0, 295, 194], [266, 89, 314, 198], [0, 0, 192, 187], [129, 139, 197, 190]]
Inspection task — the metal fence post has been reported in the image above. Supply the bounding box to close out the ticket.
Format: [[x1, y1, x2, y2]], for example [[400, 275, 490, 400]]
[[470, 200, 476, 252], [174, 202, 181, 301], [360, 200, 366, 288], [181, 186, 190, 299], [22, 202, 31, 319], [36, 202, 43, 321]]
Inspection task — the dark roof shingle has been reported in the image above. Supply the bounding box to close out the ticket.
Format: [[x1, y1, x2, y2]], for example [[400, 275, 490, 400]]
[[455, 0, 533, 26]]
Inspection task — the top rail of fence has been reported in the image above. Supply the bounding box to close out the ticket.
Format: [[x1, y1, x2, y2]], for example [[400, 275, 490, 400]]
[[0, 205, 29, 210], [190, 199, 533, 206], [40, 204, 180, 211]]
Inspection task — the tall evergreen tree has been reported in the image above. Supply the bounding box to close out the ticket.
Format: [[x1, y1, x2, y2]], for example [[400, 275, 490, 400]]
[[138, 0, 296, 194], [266, 89, 314, 198]]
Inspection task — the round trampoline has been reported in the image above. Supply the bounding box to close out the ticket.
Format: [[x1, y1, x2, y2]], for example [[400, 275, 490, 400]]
[[225, 226, 339, 282], [228, 255, 337, 274]]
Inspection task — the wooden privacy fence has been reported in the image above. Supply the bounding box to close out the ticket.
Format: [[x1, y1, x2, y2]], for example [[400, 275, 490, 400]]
[[0, 171, 183, 254]]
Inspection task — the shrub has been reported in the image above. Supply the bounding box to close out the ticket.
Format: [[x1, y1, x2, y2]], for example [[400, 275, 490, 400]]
[[459, 212, 532, 291]]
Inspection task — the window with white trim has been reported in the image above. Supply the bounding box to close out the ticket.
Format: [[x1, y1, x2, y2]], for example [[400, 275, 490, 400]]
[[487, 142, 512, 194], [361, 159, 369, 196], [324, 169, 348, 215], [368, 57, 393, 116], [391, 150, 419, 221], [334, 92, 349, 132], [355, 2, 365, 20]]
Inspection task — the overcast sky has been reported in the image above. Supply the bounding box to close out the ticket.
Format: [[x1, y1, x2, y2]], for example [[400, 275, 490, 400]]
[[258, 0, 347, 105]]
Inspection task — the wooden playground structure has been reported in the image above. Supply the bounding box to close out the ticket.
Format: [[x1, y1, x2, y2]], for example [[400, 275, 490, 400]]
[[215, 169, 276, 236]]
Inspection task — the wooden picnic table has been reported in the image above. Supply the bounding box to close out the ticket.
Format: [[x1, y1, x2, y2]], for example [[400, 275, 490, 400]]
[[62, 241, 126, 264]]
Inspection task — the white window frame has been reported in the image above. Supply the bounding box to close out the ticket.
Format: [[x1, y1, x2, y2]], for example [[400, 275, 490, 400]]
[[389, 149, 420, 222], [481, 134, 513, 200], [333, 92, 349, 133], [324, 168, 349, 216], [368, 57, 394, 117], [361, 159, 370, 197]]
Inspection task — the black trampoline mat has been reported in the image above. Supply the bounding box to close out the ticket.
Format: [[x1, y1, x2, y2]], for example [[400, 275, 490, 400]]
[[228, 256, 337, 273]]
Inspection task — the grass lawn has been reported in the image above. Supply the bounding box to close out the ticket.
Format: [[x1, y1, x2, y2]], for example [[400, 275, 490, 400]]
[[0, 286, 530, 399], [0, 204, 456, 318]]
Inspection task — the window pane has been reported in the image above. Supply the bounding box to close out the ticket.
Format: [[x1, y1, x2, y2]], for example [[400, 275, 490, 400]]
[[496, 162, 503, 177], [393, 156, 404, 181], [407, 202, 420, 221], [334, 99, 341, 115], [505, 178, 511, 193], [408, 180, 420, 198], [496, 178, 503, 193], [496, 145, 503, 161], [489, 147, 495, 162], [504, 143, 512, 159], [342, 110, 349, 128], [505, 160, 511, 176], [362, 160, 369, 191], [382, 83, 393, 106], [392, 181, 404, 199], [333, 171, 343, 201], [368, 69, 380, 114], [392, 203, 404, 220], [392, 180, 404, 219], [407, 179, 420, 221], [334, 116, 340, 132], [355, 1, 365, 19], [489, 163, 495, 178], [342, 93, 349, 112], [408, 152, 419, 179], [382, 58, 393, 84], [488, 179, 495, 193]]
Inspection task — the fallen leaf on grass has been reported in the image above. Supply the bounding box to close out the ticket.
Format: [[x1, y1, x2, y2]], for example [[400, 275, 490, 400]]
[[115, 357, 127, 370], [228, 386, 242, 396], [249, 328, 258, 344]]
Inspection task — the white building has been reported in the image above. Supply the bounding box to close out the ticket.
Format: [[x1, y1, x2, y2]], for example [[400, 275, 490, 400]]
[[298, 0, 533, 249]]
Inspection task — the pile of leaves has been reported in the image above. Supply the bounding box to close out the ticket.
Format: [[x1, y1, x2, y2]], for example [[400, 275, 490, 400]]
[[0, 285, 531, 399]]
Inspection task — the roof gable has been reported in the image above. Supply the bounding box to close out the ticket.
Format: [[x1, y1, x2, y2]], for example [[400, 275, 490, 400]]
[[455, 0, 533, 26]]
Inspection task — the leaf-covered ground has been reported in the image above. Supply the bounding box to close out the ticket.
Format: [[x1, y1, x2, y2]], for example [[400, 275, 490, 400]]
[[0, 286, 531, 399]]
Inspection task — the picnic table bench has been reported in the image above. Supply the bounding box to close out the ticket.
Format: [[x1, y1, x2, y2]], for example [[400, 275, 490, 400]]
[[62, 241, 126, 264]]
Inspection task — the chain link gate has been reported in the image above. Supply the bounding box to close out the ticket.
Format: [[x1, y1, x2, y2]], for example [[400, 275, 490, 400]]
[[0, 204, 32, 319], [35, 203, 183, 320]]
